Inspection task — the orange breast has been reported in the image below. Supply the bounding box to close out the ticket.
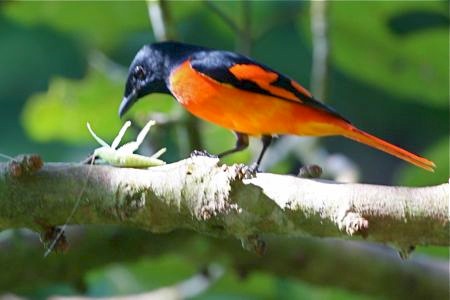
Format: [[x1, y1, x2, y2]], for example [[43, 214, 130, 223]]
[[169, 61, 344, 136]]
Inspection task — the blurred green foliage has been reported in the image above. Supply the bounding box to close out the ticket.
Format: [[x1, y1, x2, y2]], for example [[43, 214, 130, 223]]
[[0, 1, 448, 299], [82, 255, 371, 300], [22, 70, 123, 144], [396, 136, 449, 186], [3, 2, 150, 50], [329, 2, 448, 107]]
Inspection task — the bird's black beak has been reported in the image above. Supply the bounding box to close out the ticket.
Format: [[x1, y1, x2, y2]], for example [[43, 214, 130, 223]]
[[118, 89, 137, 118]]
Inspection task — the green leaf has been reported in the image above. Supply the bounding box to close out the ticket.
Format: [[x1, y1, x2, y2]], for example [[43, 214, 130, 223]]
[[167, 1, 235, 49], [21, 67, 179, 146], [21, 69, 123, 144], [395, 136, 449, 186], [415, 246, 449, 259], [85, 255, 196, 296], [328, 2, 448, 107], [200, 271, 373, 300], [2, 2, 151, 50]]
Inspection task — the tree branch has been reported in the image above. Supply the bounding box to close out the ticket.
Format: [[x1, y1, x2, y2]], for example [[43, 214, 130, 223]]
[[1, 229, 448, 299], [0, 156, 448, 248]]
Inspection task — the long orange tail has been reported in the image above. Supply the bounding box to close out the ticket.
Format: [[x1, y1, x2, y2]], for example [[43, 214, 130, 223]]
[[341, 125, 435, 172]]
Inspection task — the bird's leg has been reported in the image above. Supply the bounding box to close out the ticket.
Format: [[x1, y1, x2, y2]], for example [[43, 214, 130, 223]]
[[237, 135, 272, 178], [217, 132, 249, 158], [190, 132, 248, 158], [248, 135, 272, 172]]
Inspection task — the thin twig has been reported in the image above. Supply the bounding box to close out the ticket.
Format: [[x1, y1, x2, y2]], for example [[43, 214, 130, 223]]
[[204, 0, 245, 37], [147, 0, 169, 41], [239, 0, 252, 55], [310, 0, 330, 100]]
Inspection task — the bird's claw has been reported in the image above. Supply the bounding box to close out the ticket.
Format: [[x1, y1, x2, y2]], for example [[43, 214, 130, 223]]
[[237, 163, 261, 179], [249, 162, 261, 174], [190, 149, 218, 158]]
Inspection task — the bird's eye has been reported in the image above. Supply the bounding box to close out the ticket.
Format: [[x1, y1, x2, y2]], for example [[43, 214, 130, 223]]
[[134, 65, 146, 81]]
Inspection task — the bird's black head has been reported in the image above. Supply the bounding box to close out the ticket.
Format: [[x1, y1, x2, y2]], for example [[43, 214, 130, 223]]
[[119, 44, 170, 117]]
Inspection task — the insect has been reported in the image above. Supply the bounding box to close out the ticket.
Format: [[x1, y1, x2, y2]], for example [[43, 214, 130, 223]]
[[45, 120, 165, 256], [87, 120, 166, 167]]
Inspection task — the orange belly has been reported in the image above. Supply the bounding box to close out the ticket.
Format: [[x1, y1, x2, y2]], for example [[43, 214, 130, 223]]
[[169, 61, 344, 136]]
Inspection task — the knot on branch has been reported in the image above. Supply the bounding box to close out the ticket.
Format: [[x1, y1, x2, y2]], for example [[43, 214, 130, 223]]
[[8, 154, 43, 178], [35, 219, 69, 254], [338, 209, 369, 237], [297, 164, 323, 178], [240, 234, 267, 256], [115, 182, 146, 220]]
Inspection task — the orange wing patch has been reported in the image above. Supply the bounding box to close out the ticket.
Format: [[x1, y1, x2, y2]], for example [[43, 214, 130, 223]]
[[170, 60, 345, 136], [291, 80, 311, 98], [229, 64, 301, 102]]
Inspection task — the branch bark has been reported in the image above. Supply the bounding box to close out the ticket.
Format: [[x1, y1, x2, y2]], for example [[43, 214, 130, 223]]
[[0, 156, 448, 248]]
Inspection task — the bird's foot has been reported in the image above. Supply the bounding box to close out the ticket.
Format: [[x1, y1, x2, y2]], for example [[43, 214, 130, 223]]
[[237, 162, 261, 179], [248, 162, 261, 174], [190, 149, 218, 159], [298, 164, 323, 178]]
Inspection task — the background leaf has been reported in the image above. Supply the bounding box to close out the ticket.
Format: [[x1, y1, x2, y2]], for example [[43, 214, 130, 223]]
[[328, 2, 448, 107]]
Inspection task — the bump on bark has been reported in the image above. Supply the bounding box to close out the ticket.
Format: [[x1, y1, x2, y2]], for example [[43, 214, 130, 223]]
[[7, 154, 43, 178], [298, 164, 323, 178], [338, 209, 369, 237], [36, 219, 69, 254]]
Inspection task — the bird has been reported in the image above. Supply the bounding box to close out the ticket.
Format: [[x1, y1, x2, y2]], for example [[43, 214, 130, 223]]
[[119, 41, 435, 172]]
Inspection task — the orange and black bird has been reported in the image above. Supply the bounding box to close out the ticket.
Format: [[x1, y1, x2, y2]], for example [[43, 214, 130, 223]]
[[119, 41, 435, 172]]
